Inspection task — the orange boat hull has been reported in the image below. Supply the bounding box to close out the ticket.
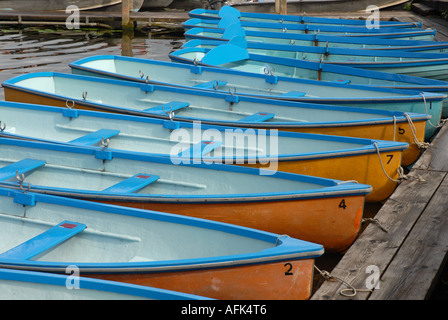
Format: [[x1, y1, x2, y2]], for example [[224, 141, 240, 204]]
[[86, 258, 316, 300], [4, 88, 424, 167], [95, 194, 365, 253], [285, 119, 424, 168], [243, 149, 403, 202]]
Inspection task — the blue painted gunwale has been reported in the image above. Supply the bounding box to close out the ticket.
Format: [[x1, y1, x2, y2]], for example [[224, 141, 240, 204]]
[[1, 71, 439, 129], [0, 268, 213, 300], [174, 44, 448, 76], [168, 46, 448, 92], [0, 187, 324, 272], [0, 101, 410, 163], [182, 17, 430, 37], [188, 8, 423, 29], [184, 27, 448, 51], [0, 137, 373, 203], [182, 38, 448, 66], [69, 55, 448, 103]]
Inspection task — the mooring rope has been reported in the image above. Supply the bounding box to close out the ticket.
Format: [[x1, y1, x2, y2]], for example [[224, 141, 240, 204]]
[[420, 93, 444, 129], [314, 265, 372, 297], [373, 142, 405, 183], [362, 218, 388, 233], [404, 113, 431, 150]]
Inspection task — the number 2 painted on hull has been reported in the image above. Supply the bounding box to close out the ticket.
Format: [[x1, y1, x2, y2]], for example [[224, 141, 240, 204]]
[[284, 262, 293, 276]]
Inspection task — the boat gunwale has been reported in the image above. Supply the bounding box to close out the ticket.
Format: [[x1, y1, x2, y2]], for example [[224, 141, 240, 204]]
[[182, 18, 433, 36], [69, 54, 448, 100], [184, 26, 448, 49], [169, 46, 448, 91], [187, 8, 422, 28]]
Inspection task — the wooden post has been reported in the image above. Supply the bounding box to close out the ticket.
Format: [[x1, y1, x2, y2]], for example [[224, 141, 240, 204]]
[[122, 0, 134, 31], [280, 0, 287, 15], [275, 0, 287, 15]]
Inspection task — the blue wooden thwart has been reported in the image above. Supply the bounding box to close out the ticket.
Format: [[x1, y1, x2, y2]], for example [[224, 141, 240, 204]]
[[0, 159, 46, 181], [332, 80, 351, 84], [69, 129, 120, 146], [179, 140, 223, 157], [144, 101, 190, 115], [102, 174, 159, 193], [0, 221, 86, 260], [238, 112, 275, 122], [280, 91, 306, 98], [193, 80, 227, 89]]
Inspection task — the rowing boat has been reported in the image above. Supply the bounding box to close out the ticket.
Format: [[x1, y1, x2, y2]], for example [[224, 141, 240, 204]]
[[0, 187, 323, 299], [1, 71, 430, 166], [0, 268, 212, 300], [184, 26, 448, 53], [0, 137, 371, 252], [182, 16, 435, 40], [70, 54, 446, 134], [168, 45, 445, 139], [224, 0, 409, 14], [182, 37, 448, 80], [0, 101, 408, 202], [188, 6, 422, 29]]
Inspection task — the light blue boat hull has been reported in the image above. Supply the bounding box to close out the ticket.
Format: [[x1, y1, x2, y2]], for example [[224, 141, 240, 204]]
[[182, 17, 435, 40], [70, 54, 448, 121], [182, 38, 448, 81], [188, 7, 423, 29], [0, 268, 212, 300], [169, 46, 446, 138], [2, 71, 440, 139], [184, 26, 448, 53]]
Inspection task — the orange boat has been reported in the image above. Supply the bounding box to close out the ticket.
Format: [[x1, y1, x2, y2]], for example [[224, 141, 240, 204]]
[[0, 137, 371, 252], [1, 71, 430, 167], [0, 188, 324, 300]]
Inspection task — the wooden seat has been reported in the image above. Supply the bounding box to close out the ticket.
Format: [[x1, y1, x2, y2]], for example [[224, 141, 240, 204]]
[[102, 174, 159, 193], [0, 159, 46, 181], [144, 101, 190, 115], [193, 80, 227, 89], [179, 140, 222, 157], [238, 112, 275, 122], [280, 91, 306, 98], [69, 129, 120, 146], [0, 221, 86, 260]]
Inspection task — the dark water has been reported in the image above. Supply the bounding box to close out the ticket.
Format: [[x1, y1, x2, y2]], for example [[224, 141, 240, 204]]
[[0, 27, 186, 100]]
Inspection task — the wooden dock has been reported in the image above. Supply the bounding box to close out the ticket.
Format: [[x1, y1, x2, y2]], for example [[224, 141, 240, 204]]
[[0, 10, 189, 31], [309, 8, 448, 300]]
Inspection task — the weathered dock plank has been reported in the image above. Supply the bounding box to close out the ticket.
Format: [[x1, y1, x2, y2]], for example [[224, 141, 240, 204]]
[[369, 173, 448, 299], [312, 123, 448, 300], [0, 10, 189, 30]]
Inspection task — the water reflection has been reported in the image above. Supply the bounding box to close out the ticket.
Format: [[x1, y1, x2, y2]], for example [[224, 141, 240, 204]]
[[0, 27, 185, 99]]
